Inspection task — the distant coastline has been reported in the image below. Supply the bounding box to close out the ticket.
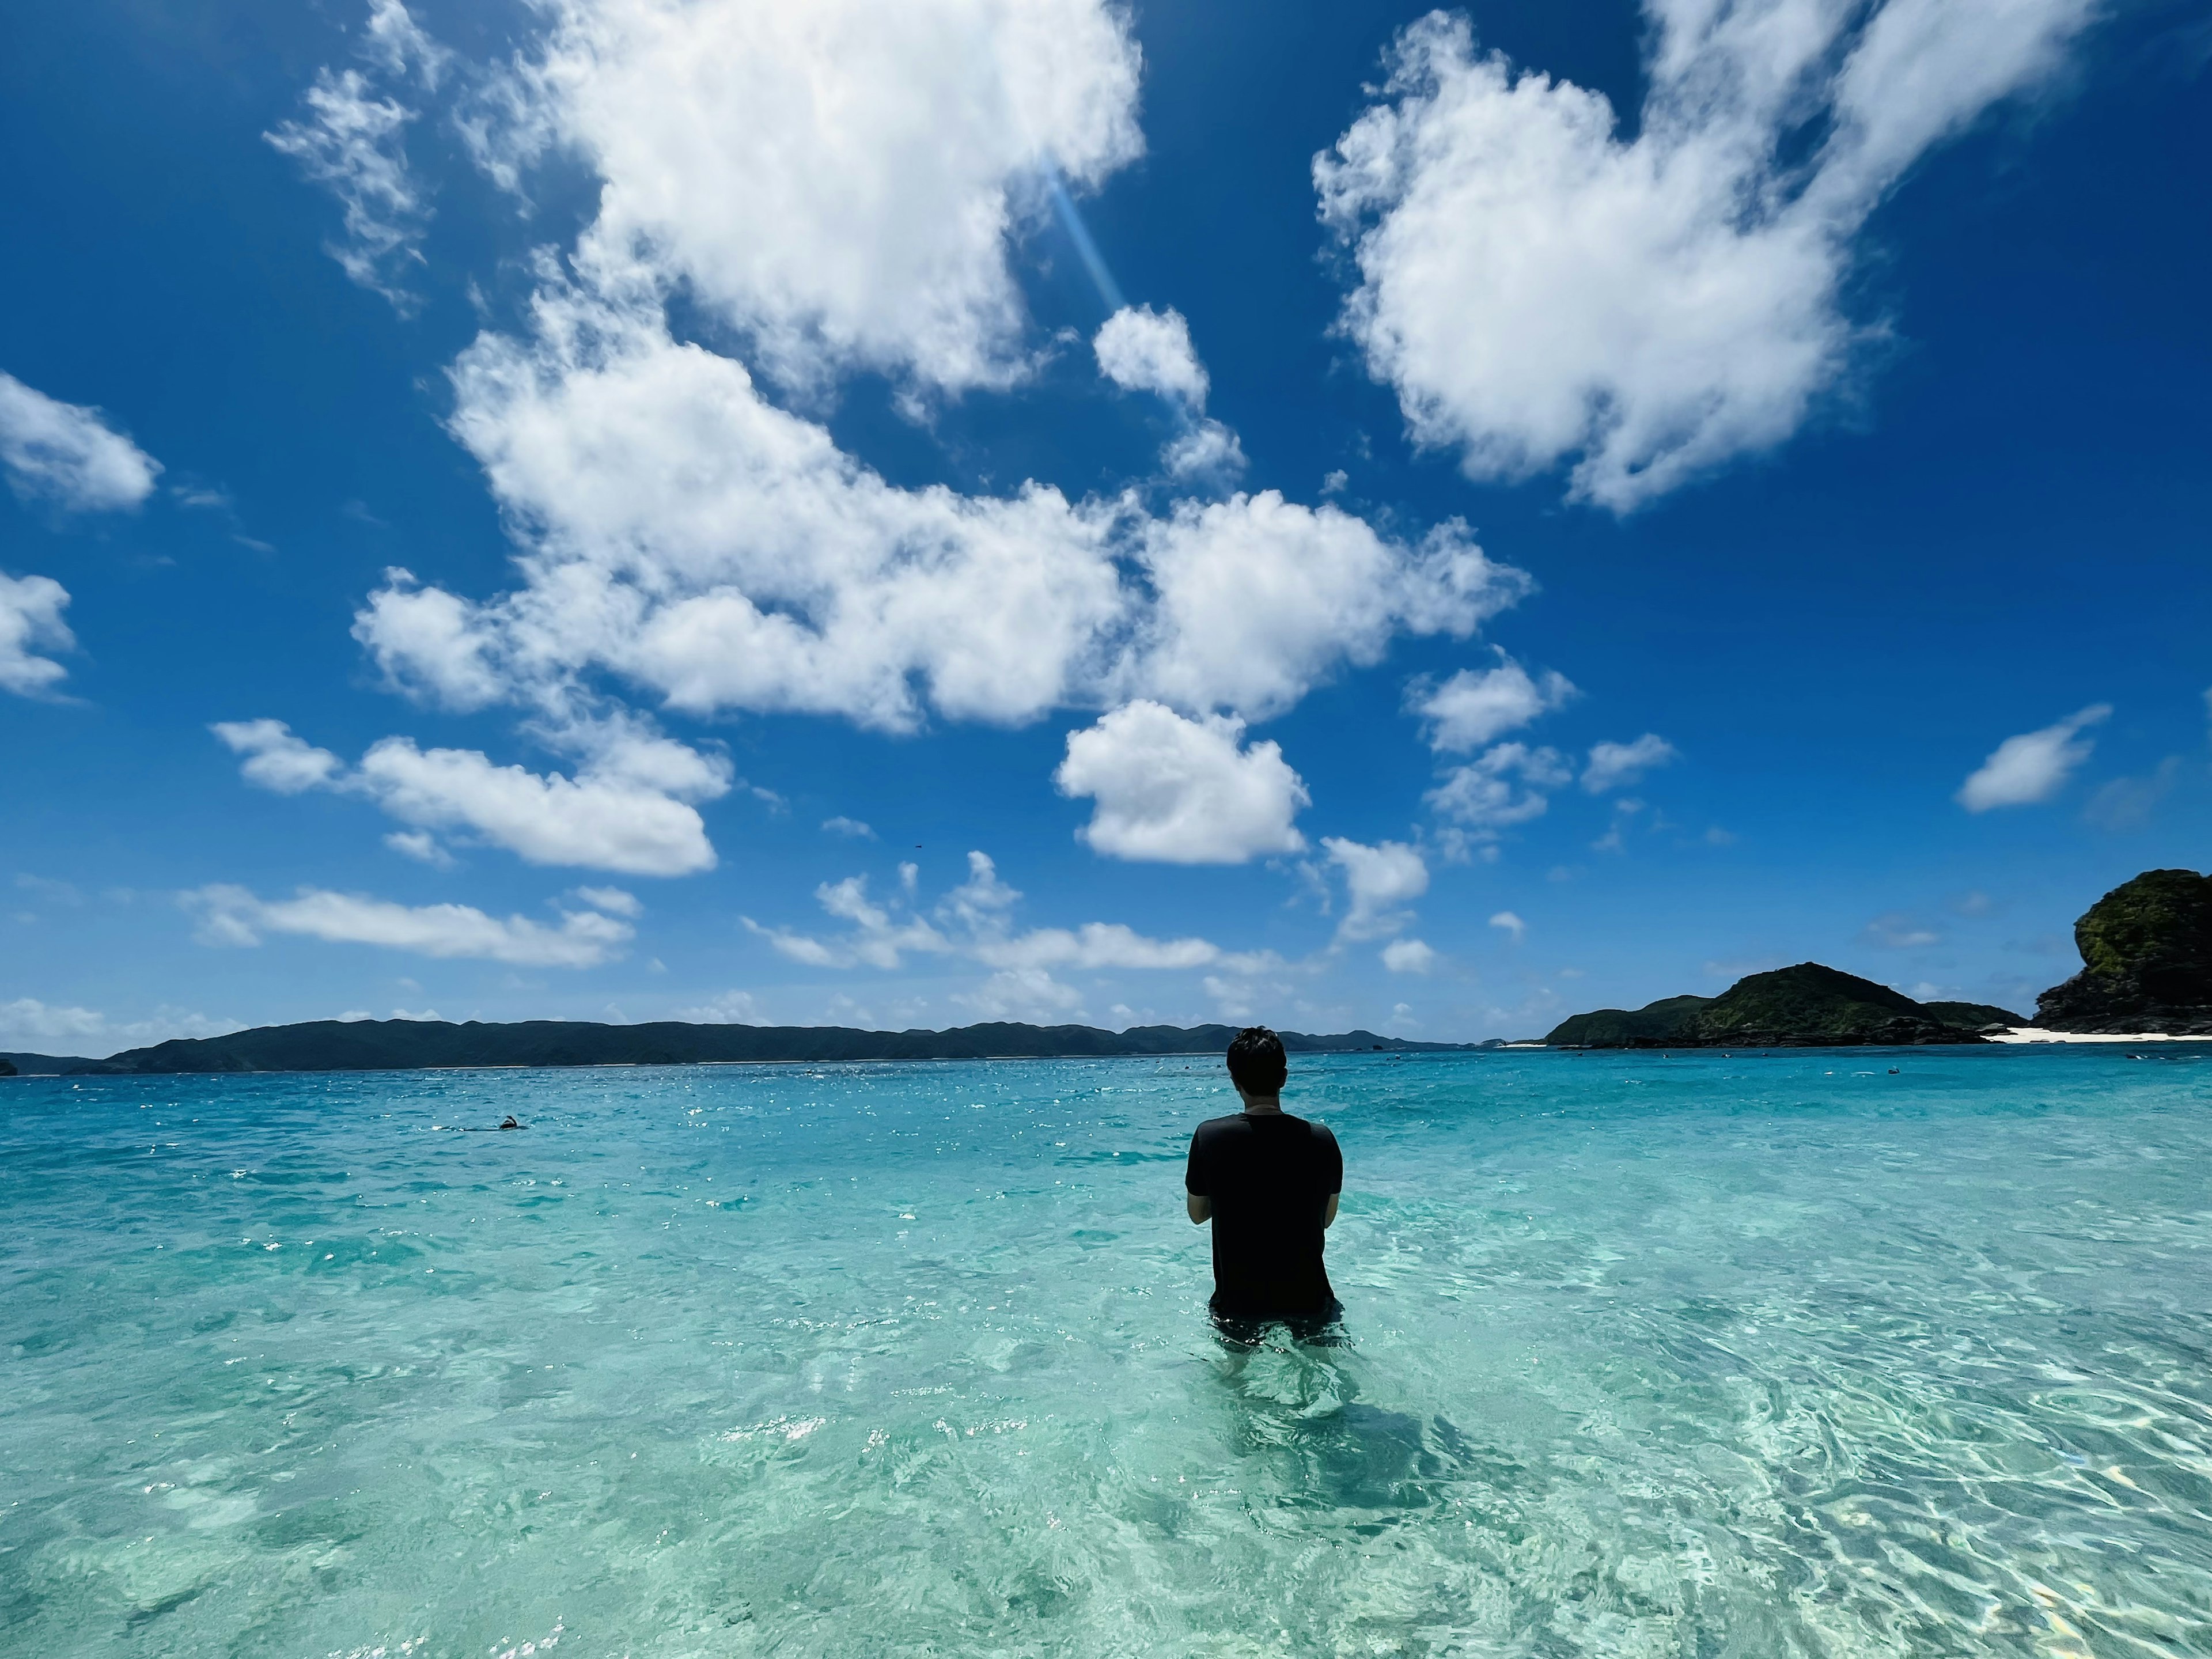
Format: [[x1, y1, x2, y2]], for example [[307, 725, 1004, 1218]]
[[1, 1018, 1490, 1078], [14, 870, 2208, 1075]]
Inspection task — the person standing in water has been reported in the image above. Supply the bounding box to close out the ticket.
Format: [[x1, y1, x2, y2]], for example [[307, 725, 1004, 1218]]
[[1184, 1026, 1343, 1340]]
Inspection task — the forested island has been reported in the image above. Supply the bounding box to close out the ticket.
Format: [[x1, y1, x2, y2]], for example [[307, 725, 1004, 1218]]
[[2, 1019, 1483, 1077], [1548, 868, 2212, 1047], [1546, 964, 2017, 1048]]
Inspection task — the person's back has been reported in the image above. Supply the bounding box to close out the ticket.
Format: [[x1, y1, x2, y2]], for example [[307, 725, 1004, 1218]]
[[1185, 1027, 1342, 1331]]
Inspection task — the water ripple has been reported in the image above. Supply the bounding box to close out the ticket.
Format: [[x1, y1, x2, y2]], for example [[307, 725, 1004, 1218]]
[[5, 1050, 2212, 1655]]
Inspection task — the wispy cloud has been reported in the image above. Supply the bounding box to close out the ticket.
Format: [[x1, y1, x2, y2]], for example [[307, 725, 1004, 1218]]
[[1583, 735, 1677, 794], [1863, 912, 1942, 949], [745, 849, 1278, 985], [184, 884, 634, 967], [213, 718, 732, 876], [266, 67, 431, 311], [1956, 704, 2109, 811], [0, 997, 239, 1054]]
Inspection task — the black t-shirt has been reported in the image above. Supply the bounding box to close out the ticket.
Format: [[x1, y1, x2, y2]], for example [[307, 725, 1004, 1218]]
[[1184, 1111, 1343, 1318]]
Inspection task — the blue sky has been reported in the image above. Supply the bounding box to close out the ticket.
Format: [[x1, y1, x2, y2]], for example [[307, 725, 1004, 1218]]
[[2, 0, 2207, 1053]]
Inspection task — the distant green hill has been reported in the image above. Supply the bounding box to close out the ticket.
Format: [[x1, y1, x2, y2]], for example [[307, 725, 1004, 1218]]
[[1541, 995, 1715, 1048], [1547, 965, 2020, 1048], [70, 1018, 1478, 1075], [1, 1051, 100, 1075]]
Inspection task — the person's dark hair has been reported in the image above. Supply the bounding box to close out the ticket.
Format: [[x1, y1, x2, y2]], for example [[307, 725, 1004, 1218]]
[[1226, 1025, 1287, 1095]]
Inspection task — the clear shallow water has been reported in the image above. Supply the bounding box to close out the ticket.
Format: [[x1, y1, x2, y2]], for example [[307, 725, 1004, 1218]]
[[5, 1050, 2212, 1658]]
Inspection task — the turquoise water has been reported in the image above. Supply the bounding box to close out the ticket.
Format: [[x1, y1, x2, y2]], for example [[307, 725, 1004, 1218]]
[[6, 1050, 2212, 1658]]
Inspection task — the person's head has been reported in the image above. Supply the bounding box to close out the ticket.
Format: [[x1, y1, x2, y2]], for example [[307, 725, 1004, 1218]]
[[1226, 1026, 1287, 1099]]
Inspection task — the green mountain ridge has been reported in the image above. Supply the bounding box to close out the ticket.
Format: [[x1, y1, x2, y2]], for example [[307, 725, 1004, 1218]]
[[1, 1018, 1484, 1077], [1547, 964, 2020, 1048]]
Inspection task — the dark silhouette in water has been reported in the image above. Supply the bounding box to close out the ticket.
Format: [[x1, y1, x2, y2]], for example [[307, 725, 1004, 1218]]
[[1186, 1027, 1344, 1343]]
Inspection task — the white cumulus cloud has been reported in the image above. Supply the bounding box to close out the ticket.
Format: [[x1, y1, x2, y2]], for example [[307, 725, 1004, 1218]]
[[1317, 1, 2101, 509], [1056, 701, 1309, 864], [184, 884, 632, 967], [472, 0, 1141, 394], [324, 0, 1528, 756], [358, 288, 1527, 737], [1323, 837, 1428, 941], [1381, 937, 1437, 974], [210, 718, 344, 793], [1426, 742, 1574, 831], [1411, 654, 1575, 752], [1118, 497, 1522, 720], [274, 0, 1540, 859], [0, 372, 162, 510], [1489, 910, 1527, 943], [1094, 305, 1209, 407], [0, 574, 76, 698], [1956, 704, 2111, 811]]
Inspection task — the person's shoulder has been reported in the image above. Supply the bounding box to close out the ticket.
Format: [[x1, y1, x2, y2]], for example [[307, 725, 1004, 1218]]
[[1191, 1112, 1246, 1138], [1288, 1113, 1338, 1143]]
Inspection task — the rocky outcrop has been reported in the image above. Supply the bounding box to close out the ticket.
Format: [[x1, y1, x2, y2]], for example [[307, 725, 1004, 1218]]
[[1548, 964, 2020, 1048], [2035, 869, 2212, 1034], [0, 1057, 16, 1077]]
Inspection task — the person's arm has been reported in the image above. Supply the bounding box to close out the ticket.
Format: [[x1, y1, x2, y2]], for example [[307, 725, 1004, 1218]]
[[1185, 1126, 1211, 1224], [1321, 1123, 1342, 1229]]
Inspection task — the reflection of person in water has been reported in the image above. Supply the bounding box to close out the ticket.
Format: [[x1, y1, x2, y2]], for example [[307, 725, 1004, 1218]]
[[1185, 1027, 1343, 1343]]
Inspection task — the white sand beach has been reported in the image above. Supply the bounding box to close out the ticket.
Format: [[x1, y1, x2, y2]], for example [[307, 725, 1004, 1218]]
[[1984, 1028, 2212, 1044]]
